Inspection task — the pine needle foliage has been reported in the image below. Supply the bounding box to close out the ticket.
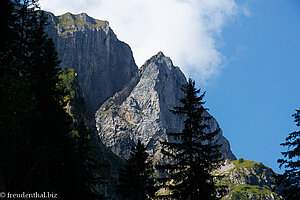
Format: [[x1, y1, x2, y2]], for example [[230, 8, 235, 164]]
[[118, 140, 156, 200], [156, 78, 224, 200], [0, 1, 99, 198], [277, 109, 300, 199]]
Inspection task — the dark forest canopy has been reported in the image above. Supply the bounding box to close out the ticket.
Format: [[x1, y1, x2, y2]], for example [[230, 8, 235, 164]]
[[0, 0, 105, 199]]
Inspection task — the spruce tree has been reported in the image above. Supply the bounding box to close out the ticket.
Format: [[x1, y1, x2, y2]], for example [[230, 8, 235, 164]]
[[73, 119, 107, 199], [277, 109, 300, 199], [156, 78, 223, 200], [0, 0, 41, 192], [118, 140, 156, 200], [0, 1, 82, 198]]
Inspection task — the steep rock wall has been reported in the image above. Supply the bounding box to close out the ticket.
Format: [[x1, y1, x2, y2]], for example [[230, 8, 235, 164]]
[[45, 12, 138, 112]]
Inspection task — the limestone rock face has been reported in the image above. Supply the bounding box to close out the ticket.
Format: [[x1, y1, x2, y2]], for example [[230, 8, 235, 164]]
[[45, 12, 138, 112], [96, 52, 236, 161]]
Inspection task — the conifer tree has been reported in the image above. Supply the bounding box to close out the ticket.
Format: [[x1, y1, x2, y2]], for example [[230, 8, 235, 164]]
[[156, 78, 224, 200], [0, 0, 42, 192], [118, 140, 156, 200], [73, 119, 107, 199], [277, 109, 300, 199], [0, 1, 83, 198]]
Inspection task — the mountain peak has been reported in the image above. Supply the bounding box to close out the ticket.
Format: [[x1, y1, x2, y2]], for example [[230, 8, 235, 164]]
[[148, 51, 167, 62], [96, 53, 235, 160], [140, 52, 176, 75], [96, 54, 187, 158], [153, 51, 165, 58]]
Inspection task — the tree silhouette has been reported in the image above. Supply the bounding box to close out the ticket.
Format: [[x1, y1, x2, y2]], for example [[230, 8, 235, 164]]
[[156, 78, 224, 200], [277, 109, 300, 199], [72, 119, 107, 199], [0, 1, 87, 198], [118, 140, 156, 200]]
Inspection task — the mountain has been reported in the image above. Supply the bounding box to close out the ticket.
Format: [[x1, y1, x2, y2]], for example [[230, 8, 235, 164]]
[[43, 11, 280, 199], [45, 12, 138, 112], [217, 159, 280, 200], [96, 52, 236, 161]]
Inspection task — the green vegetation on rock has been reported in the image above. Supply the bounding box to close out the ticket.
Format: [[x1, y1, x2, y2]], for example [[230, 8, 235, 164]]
[[222, 184, 280, 200], [56, 12, 107, 30], [59, 66, 94, 122], [218, 159, 281, 199], [231, 158, 266, 171]]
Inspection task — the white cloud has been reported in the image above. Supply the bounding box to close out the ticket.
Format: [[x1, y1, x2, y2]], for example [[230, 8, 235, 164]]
[[39, 0, 240, 83]]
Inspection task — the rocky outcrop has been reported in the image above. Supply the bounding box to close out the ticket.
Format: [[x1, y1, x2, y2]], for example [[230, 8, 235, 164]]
[[95, 52, 236, 161], [216, 159, 280, 200], [45, 12, 138, 112]]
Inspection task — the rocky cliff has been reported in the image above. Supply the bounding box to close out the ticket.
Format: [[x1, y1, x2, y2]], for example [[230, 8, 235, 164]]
[[45, 12, 138, 112], [95, 52, 236, 161]]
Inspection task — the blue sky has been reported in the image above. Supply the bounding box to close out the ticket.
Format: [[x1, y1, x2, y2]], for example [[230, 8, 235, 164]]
[[203, 0, 300, 173]]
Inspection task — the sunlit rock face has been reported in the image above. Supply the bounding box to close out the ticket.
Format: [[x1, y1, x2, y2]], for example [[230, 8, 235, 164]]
[[45, 12, 138, 112], [96, 52, 236, 161]]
